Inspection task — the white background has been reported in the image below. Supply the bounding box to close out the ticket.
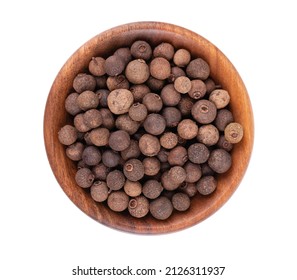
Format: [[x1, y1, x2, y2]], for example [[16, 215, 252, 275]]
[[1, 1, 296, 279]]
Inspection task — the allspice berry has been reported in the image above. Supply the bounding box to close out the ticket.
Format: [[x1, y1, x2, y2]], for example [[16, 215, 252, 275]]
[[143, 157, 161, 176], [196, 176, 217, 195], [74, 113, 91, 132], [209, 89, 230, 109], [66, 142, 84, 161], [96, 89, 110, 108], [179, 182, 197, 197], [172, 192, 191, 211], [107, 89, 134, 115], [130, 40, 152, 61], [142, 180, 163, 199], [107, 191, 129, 212], [168, 66, 186, 83], [191, 99, 217, 124], [123, 158, 144, 181], [82, 146, 101, 166], [217, 135, 233, 152], [120, 140, 141, 161], [197, 124, 219, 146], [114, 47, 132, 65], [102, 150, 121, 168], [143, 113, 166, 135], [139, 134, 161, 156], [106, 74, 130, 91], [145, 76, 165, 92], [160, 84, 181, 106], [184, 162, 202, 183], [174, 76, 192, 94], [124, 180, 142, 197], [106, 170, 125, 191], [224, 122, 244, 144], [167, 146, 188, 166], [92, 163, 110, 181], [128, 102, 148, 121], [188, 79, 207, 100], [173, 49, 191, 67], [150, 57, 171, 80], [150, 196, 173, 220], [128, 196, 150, 218], [168, 166, 187, 185], [153, 42, 175, 60], [130, 84, 150, 102], [75, 168, 95, 188], [109, 130, 130, 151], [90, 181, 109, 202], [58, 125, 78, 145], [65, 92, 81, 116], [73, 73, 96, 93], [208, 149, 232, 174], [214, 109, 234, 131], [125, 59, 150, 84], [104, 55, 125, 76], [188, 143, 210, 164], [178, 96, 194, 116], [142, 93, 163, 112], [162, 107, 182, 127], [88, 57, 106, 77], [76, 90, 99, 111], [83, 109, 102, 129], [115, 114, 140, 135], [89, 127, 110, 146], [177, 119, 198, 140], [160, 132, 178, 149], [99, 108, 115, 130], [186, 58, 210, 80]]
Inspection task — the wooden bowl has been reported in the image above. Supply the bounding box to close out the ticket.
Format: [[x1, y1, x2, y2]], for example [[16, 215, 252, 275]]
[[44, 22, 254, 234]]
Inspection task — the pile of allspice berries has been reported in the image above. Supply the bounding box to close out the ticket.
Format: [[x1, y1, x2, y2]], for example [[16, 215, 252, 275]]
[[58, 40, 243, 220]]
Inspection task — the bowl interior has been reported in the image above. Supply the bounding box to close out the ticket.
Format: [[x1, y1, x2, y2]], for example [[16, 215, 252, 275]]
[[44, 22, 254, 234]]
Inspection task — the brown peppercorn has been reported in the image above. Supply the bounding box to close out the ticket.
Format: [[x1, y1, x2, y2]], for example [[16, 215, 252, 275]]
[[113, 47, 132, 65], [191, 99, 217, 124], [201, 163, 215, 176], [196, 176, 217, 195], [92, 163, 110, 181], [179, 182, 197, 197], [95, 75, 107, 88], [96, 89, 110, 108], [160, 132, 178, 149], [214, 109, 234, 131], [186, 58, 210, 80], [106, 74, 130, 91], [90, 181, 109, 202], [109, 130, 130, 151], [77, 90, 99, 111], [83, 109, 102, 129], [102, 150, 121, 168], [130, 40, 152, 61], [173, 49, 191, 67], [77, 160, 89, 169], [197, 124, 219, 146], [142, 180, 163, 199], [184, 162, 202, 183], [208, 149, 232, 174], [209, 89, 230, 109], [88, 57, 106, 77], [150, 57, 171, 80], [73, 73, 96, 93], [99, 108, 115, 130], [188, 79, 207, 100], [178, 96, 194, 116], [124, 180, 142, 197], [145, 76, 165, 92], [172, 192, 191, 211], [162, 107, 182, 127], [217, 135, 233, 152], [174, 76, 192, 94], [74, 113, 90, 132], [106, 170, 125, 190], [153, 42, 175, 60], [58, 125, 78, 145], [139, 134, 161, 156], [128, 196, 150, 218], [65, 92, 81, 116], [83, 132, 92, 146], [104, 55, 125, 76], [107, 89, 134, 115], [168, 66, 186, 83], [161, 170, 180, 191], [204, 78, 217, 93], [160, 84, 181, 106], [120, 139, 141, 161], [123, 158, 144, 181], [75, 167, 95, 188], [143, 113, 166, 135], [177, 119, 199, 140], [150, 196, 173, 220], [66, 142, 84, 161], [107, 191, 129, 212], [168, 166, 187, 185], [115, 114, 140, 135], [89, 127, 110, 146], [130, 84, 150, 102], [157, 148, 169, 163], [143, 157, 161, 176], [142, 93, 163, 112], [188, 143, 210, 164], [82, 146, 101, 166], [224, 122, 244, 144], [125, 59, 150, 84], [167, 146, 188, 166], [128, 102, 148, 122]]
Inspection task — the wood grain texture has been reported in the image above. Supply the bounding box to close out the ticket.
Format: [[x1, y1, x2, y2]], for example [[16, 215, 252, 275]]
[[44, 22, 254, 234]]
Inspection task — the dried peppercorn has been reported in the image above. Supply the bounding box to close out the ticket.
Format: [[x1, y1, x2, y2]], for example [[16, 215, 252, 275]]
[[58, 125, 78, 145], [172, 192, 191, 211], [82, 146, 101, 166], [66, 142, 84, 161], [186, 58, 210, 80], [139, 134, 161, 157], [107, 89, 134, 115], [107, 191, 129, 212], [149, 196, 173, 220], [142, 180, 163, 199], [76, 90, 99, 111], [143, 113, 166, 135], [128, 196, 150, 218], [188, 143, 210, 164], [75, 168, 95, 188], [125, 59, 150, 84], [106, 170, 125, 191], [167, 146, 188, 166], [123, 158, 145, 181], [142, 93, 163, 113], [224, 122, 244, 144], [197, 124, 219, 146], [191, 99, 217, 124], [208, 149, 232, 174], [143, 157, 161, 176], [196, 176, 217, 195], [128, 102, 148, 121], [73, 73, 96, 93], [130, 40, 152, 60], [177, 119, 199, 140], [90, 181, 109, 202], [108, 130, 130, 152], [150, 57, 171, 80], [124, 180, 142, 197]]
